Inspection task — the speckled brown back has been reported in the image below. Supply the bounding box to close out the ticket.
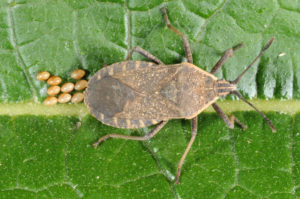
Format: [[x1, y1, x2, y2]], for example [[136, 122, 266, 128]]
[[85, 61, 219, 128]]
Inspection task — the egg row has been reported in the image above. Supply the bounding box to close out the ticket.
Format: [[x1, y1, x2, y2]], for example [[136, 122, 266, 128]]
[[44, 93, 84, 106], [36, 69, 86, 82], [46, 80, 87, 96]]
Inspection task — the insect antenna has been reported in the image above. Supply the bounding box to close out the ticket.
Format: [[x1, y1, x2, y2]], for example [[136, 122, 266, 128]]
[[231, 90, 276, 132], [231, 37, 274, 85], [228, 38, 276, 132]]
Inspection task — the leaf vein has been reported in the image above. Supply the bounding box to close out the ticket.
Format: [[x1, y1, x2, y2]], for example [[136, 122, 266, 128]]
[[7, 0, 38, 101], [72, 10, 87, 68]]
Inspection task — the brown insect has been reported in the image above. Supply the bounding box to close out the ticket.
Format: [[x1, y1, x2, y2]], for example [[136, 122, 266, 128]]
[[85, 8, 276, 184]]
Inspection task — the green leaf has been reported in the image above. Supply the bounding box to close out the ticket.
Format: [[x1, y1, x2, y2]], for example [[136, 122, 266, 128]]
[[0, 0, 300, 198], [0, 113, 299, 198], [0, 0, 300, 102]]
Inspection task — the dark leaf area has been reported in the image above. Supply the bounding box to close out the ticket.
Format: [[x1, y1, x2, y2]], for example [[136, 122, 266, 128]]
[[0, 112, 299, 198]]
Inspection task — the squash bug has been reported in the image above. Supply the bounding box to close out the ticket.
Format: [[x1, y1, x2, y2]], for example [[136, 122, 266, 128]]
[[84, 8, 276, 184]]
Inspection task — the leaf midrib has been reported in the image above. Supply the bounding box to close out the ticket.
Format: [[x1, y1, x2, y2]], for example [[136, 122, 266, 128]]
[[0, 100, 299, 117]]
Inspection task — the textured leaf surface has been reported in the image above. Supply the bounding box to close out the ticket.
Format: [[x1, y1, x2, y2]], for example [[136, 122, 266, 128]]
[[0, 0, 300, 198], [0, 0, 299, 102], [0, 113, 299, 198]]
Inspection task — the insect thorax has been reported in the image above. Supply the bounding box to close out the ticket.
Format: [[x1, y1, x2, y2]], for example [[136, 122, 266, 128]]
[[216, 79, 237, 97]]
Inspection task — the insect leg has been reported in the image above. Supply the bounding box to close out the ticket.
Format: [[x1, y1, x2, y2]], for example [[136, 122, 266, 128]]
[[126, 46, 164, 64], [93, 121, 168, 148], [175, 117, 198, 184], [210, 43, 244, 75], [212, 103, 247, 130], [231, 91, 276, 132], [161, 7, 193, 63]]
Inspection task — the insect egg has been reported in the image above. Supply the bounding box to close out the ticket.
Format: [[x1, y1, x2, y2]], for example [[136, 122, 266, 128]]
[[71, 92, 84, 103], [75, 80, 88, 90], [58, 93, 72, 103], [36, 71, 50, 81], [47, 76, 62, 86], [71, 69, 86, 80], [43, 96, 58, 106], [61, 82, 75, 93], [47, 85, 61, 96]]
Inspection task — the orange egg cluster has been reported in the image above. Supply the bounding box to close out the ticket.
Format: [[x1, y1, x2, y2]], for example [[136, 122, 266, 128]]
[[36, 69, 87, 106]]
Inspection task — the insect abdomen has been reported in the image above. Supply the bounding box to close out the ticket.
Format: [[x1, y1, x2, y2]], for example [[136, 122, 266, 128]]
[[85, 61, 160, 128]]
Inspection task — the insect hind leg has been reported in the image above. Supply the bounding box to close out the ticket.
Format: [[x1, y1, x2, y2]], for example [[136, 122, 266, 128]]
[[212, 103, 247, 130], [176, 116, 198, 184], [126, 46, 163, 64], [93, 121, 168, 148]]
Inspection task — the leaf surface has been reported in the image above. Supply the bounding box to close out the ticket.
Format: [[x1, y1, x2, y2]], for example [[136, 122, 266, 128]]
[[0, 0, 300, 198], [0, 0, 299, 102], [0, 113, 299, 198]]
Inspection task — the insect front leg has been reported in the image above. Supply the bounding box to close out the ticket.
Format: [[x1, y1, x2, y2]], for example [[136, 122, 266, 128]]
[[212, 103, 247, 130], [210, 43, 244, 75], [126, 46, 164, 64], [93, 121, 168, 148], [176, 117, 198, 184], [161, 7, 193, 64]]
